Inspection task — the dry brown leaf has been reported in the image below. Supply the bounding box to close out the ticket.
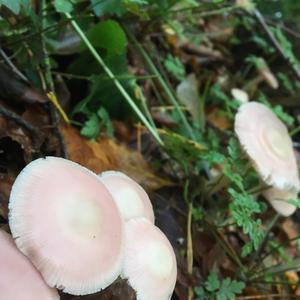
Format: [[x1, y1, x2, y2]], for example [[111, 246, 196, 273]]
[[61, 125, 172, 191], [207, 107, 231, 130]]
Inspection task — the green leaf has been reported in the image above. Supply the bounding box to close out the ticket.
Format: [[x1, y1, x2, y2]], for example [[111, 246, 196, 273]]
[[81, 114, 101, 139], [164, 54, 185, 81], [97, 107, 114, 137], [54, 0, 73, 13], [91, 0, 125, 16], [229, 188, 265, 253], [0, 0, 30, 14], [217, 278, 245, 300], [205, 270, 220, 292], [288, 198, 300, 208], [87, 20, 128, 57]]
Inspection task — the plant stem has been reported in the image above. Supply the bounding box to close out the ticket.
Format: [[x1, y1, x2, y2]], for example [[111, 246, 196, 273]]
[[65, 13, 163, 146], [248, 213, 280, 274], [290, 125, 300, 137], [125, 27, 196, 140], [52, 71, 158, 81], [257, 234, 300, 267], [184, 180, 194, 300]]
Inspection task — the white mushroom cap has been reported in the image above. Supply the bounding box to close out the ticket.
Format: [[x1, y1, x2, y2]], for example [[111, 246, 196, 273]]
[[263, 187, 298, 217], [122, 218, 177, 300], [235, 102, 300, 190], [99, 171, 154, 223], [0, 230, 59, 300], [231, 88, 249, 104], [9, 157, 124, 296]]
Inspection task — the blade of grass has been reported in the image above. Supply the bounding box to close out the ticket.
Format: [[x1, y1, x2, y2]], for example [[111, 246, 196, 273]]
[[125, 27, 196, 140], [64, 12, 163, 146], [250, 257, 300, 280]]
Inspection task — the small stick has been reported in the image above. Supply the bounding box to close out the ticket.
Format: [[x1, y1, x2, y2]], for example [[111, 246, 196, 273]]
[[0, 105, 40, 144], [0, 48, 29, 82]]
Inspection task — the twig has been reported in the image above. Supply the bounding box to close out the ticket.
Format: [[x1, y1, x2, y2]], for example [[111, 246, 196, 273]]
[[41, 0, 68, 158], [184, 180, 194, 300], [0, 105, 40, 142], [253, 9, 300, 80], [187, 202, 194, 300], [266, 19, 300, 40], [0, 48, 28, 82]]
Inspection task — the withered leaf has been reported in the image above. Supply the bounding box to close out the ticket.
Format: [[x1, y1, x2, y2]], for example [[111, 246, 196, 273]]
[[61, 125, 172, 191]]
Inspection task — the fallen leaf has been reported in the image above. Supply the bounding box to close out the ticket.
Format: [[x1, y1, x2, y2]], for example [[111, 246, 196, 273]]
[[61, 125, 172, 191], [207, 107, 231, 130], [176, 74, 202, 125]]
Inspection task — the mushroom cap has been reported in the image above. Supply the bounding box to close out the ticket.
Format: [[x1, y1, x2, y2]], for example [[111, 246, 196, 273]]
[[0, 230, 59, 300], [235, 102, 300, 190], [9, 157, 124, 296], [122, 218, 177, 300], [99, 171, 154, 223], [263, 187, 298, 217], [231, 88, 249, 104]]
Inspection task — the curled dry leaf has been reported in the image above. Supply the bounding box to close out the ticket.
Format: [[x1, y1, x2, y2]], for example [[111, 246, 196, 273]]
[[61, 125, 172, 191], [207, 107, 231, 130]]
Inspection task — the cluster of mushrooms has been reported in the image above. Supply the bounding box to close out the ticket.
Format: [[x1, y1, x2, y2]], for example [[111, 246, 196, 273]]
[[1, 100, 298, 299], [235, 101, 300, 216], [2, 157, 177, 299]]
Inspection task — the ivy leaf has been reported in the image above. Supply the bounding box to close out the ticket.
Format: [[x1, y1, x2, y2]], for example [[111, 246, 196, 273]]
[[54, 0, 73, 13]]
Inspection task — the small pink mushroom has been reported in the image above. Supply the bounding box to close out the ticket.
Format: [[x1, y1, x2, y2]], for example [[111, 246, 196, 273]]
[[235, 102, 300, 190], [263, 187, 298, 217], [0, 229, 59, 300], [235, 102, 300, 216], [99, 171, 154, 223], [9, 157, 124, 296], [122, 218, 177, 300]]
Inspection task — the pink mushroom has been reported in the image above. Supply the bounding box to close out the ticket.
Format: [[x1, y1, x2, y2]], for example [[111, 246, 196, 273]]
[[122, 218, 177, 300], [9, 157, 124, 296], [0, 229, 59, 300], [99, 171, 155, 223], [235, 101, 299, 190], [235, 102, 300, 216], [263, 187, 298, 217]]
